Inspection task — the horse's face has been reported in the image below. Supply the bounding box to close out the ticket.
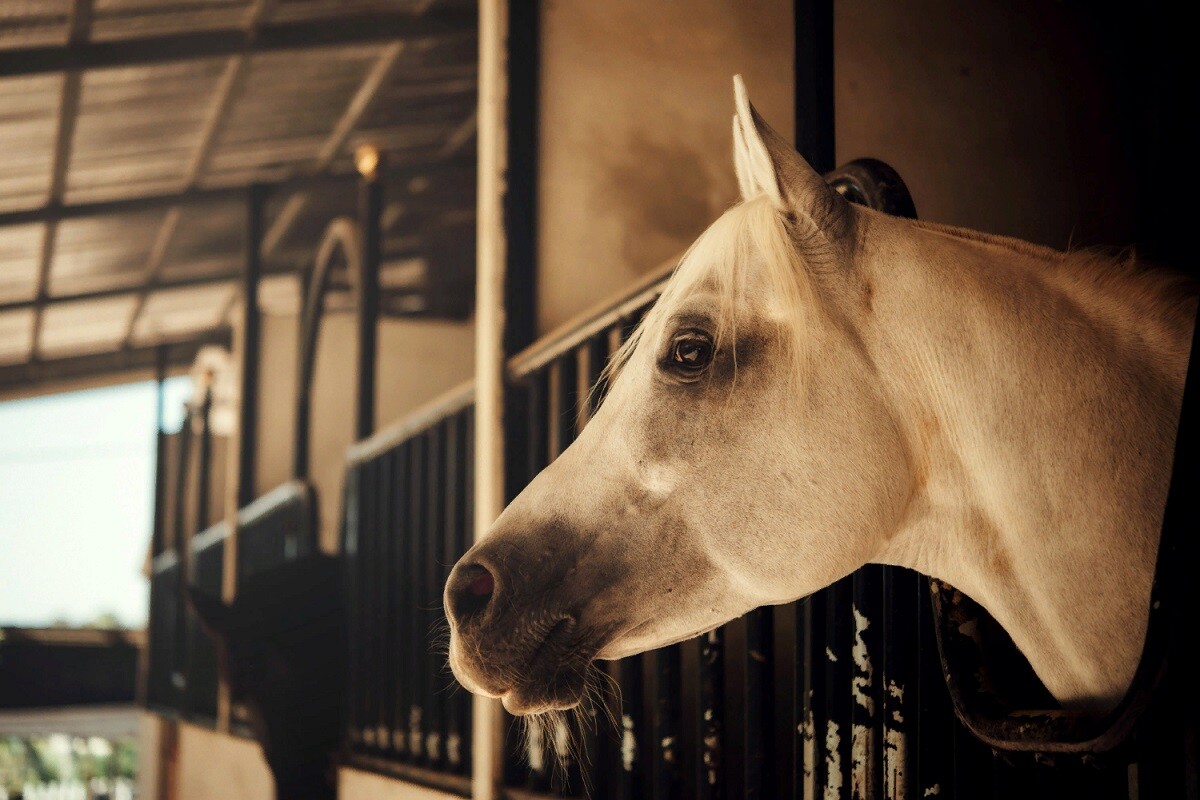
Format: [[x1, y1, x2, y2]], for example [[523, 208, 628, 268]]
[[446, 79, 911, 714], [188, 556, 345, 793]]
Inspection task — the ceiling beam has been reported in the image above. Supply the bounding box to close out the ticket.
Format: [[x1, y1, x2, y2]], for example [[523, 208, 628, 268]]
[[1, 265, 282, 315], [260, 42, 405, 259], [120, 206, 182, 349], [30, 0, 94, 362], [124, 52, 250, 349], [0, 157, 473, 229], [0, 11, 475, 79], [0, 330, 232, 397]]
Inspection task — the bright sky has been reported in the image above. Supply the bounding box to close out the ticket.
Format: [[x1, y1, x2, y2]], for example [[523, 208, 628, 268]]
[[0, 377, 191, 629]]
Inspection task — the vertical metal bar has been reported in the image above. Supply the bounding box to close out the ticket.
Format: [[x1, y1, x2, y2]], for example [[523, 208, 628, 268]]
[[292, 274, 311, 480], [376, 453, 395, 757], [825, 578, 853, 797], [343, 463, 363, 754], [461, 406, 476, 774], [772, 601, 800, 800], [793, 0, 835, 173], [851, 565, 885, 800], [425, 425, 447, 769], [678, 636, 710, 800], [393, 445, 412, 758], [722, 615, 750, 797], [805, 587, 828, 799], [882, 567, 916, 800], [170, 405, 194, 713], [916, 578, 954, 798], [443, 414, 468, 773], [237, 183, 265, 508], [410, 437, 430, 760], [194, 387, 213, 533], [357, 457, 378, 750], [356, 161, 382, 441], [150, 348, 169, 558]]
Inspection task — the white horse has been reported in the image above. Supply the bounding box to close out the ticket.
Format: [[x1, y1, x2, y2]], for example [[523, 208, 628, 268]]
[[445, 77, 1197, 719]]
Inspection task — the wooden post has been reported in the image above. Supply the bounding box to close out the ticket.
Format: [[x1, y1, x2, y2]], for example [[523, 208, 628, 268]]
[[473, 0, 508, 793], [216, 182, 266, 732], [474, 0, 539, 795]]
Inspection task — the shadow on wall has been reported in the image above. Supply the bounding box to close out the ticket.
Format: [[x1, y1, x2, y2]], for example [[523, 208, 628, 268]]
[[599, 134, 721, 272]]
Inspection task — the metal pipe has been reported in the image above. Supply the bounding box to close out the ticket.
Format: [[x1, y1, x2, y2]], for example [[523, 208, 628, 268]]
[[237, 184, 266, 508], [356, 147, 383, 441]]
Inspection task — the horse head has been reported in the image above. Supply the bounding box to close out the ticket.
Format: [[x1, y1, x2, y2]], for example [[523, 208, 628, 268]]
[[444, 78, 914, 715], [189, 555, 346, 799]]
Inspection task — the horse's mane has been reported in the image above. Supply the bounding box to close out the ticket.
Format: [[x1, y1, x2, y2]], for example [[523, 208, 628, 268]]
[[911, 218, 1198, 347], [600, 195, 815, 391]]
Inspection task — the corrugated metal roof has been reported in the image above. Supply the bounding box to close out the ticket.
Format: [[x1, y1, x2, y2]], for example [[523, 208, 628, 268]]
[[0, 0, 476, 393]]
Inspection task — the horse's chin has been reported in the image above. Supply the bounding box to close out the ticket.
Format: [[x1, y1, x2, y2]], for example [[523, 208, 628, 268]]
[[493, 658, 589, 716], [500, 685, 584, 716], [449, 635, 590, 717]]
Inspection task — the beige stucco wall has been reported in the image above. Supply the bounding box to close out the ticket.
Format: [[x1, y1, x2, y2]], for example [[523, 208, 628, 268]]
[[134, 712, 165, 800], [835, 0, 1133, 249], [537, 0, 1135, 338], [253, 312, 474, 551], [537, 0, 795, 334], [175, 723, 273, 800], [338, 767, 460, 800]]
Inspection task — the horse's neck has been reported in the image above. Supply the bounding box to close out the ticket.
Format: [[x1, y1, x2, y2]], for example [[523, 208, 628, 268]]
[[861, 217, 1195, 711]]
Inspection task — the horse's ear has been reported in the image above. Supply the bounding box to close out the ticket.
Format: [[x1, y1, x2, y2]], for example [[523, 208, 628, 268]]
[[732, 75, 847, 232], [187, 587, 230, 641]]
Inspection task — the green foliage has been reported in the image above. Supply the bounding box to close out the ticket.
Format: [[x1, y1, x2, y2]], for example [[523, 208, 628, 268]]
[[0, 735, 137, 789]]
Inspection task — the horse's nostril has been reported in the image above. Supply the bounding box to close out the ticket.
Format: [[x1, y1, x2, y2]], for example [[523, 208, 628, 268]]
[[469, 570, 494, 597], [448, 562, 496, 625]]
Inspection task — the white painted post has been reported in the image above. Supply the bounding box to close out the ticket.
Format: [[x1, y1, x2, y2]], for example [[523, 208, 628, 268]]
[[473, 0, 508, 797]]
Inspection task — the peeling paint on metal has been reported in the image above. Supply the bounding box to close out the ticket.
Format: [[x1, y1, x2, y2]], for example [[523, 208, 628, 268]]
[[852, 605, 875, 715], [852, 722, 873, 800], [826, 646, 839, 663], [801, 703, 816, 800], [888, 679, 905, 724], [924, 784, 941, 796], [825, 720, 843, 800], [884, 724, 907, 800]]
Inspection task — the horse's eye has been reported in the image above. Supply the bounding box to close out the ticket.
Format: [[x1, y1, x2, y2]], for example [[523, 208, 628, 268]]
[[668, 332, 715, 375]]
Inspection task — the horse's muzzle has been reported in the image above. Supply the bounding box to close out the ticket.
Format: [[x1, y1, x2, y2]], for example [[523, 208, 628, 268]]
[[444, 555, 593, 715]]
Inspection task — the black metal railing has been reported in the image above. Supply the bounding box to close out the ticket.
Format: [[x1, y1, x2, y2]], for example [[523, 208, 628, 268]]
[[145, 551, 183, 713], [342, 387, 475, 793], [334, 246, 1148, 796], [236, 480, 319, 588], [185, 523, 226, 723], [496, 273, 1142, 799]]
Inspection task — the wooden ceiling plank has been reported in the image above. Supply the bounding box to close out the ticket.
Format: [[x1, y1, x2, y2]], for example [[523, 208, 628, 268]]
[[0, 11, 475, 79], [31, 0, 94, 361], [120, 206, 182, 348], [0, 157, 472, 229], [262, 41, 405, 258]]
